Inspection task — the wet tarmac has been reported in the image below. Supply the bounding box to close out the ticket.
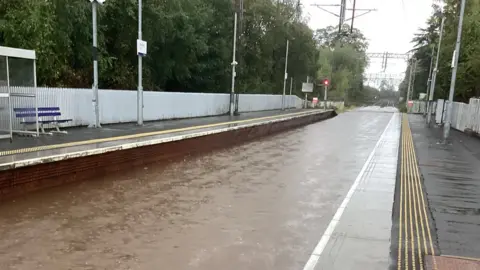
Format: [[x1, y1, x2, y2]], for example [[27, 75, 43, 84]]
[[0, 109, 394, 270], [409, 115, 480, 260]]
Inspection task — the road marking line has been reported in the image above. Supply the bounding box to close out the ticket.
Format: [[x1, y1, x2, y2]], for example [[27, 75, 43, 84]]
[[408, 124, 416, 270], [407, 121, 425, 269], [302, 113, 396, 270], [405, 116, 416, 269], [410, 122, 422, 269], [409, 118, 429, 262], [398, 116, 405, 270], [0, 110, 319, 157], [406, 118, 437, 269], [403, 117, 409, 270]]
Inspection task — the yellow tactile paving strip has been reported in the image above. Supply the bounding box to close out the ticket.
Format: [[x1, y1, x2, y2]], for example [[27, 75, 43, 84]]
[[0, 110, 318, 158], [398, 114, 437, 270]]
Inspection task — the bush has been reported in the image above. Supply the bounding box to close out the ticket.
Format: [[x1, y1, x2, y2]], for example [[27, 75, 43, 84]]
[[397, 102, 407, 113]]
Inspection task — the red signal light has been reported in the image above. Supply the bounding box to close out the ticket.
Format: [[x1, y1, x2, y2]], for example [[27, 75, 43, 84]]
[[324, 79, 329, 86]]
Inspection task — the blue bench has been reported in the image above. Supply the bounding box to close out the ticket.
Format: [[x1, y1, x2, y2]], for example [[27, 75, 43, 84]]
[[13, 107, 72, 134]]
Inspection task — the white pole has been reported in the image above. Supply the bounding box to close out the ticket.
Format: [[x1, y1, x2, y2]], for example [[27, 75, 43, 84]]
[[6, 57, 12, 139], [427, 16, 445, 125], [282, 39, 289, 111], [289, 77, 293, 109], [137, 0, 143, 125], [444, 0, 466, 141], [230, 12, 238, 117], [91, 1, 101, 128], [324, 84, 328, 111], [425, 45, 435, 117], [406, 58, 415, 103], [304, 76, 309, 108], [33, 60, 39, 136]]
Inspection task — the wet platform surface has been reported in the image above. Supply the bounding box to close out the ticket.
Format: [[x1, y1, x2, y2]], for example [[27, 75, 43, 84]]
[[409, 114, 480, 260], [309, 112, 400, 270], [391, 115, 439, 270], [0, 108, 397, 270], [0, 109, 317, 166]]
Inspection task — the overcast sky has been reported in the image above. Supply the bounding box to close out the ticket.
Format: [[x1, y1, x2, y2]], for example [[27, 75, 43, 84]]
[[302, 0, 433, 87]]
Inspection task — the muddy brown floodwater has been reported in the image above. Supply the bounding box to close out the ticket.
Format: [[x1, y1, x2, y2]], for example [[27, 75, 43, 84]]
[[0, 110, 393, 270]]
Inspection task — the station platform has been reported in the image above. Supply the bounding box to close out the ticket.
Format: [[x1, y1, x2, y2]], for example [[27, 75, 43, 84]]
[[387, 114, 480, 270], [0, 109, 323, 167], [305, 111, 400, 270], [0, 109, 335, 198], [407, 114, 480, 269]]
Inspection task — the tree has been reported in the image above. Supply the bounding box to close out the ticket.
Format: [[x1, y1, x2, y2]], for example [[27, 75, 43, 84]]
[[0, 0, 317, 95], [314, 24, 369, 52], [314, 25, 368, 104], [401, 0, 480, 103]]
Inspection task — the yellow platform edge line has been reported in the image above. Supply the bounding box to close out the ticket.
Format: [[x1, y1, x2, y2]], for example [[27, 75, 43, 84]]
[[403, 115, 410, 269], [398, 114, 405, 269], [0, 110, 321, 157], [402, 113, 438, 269]]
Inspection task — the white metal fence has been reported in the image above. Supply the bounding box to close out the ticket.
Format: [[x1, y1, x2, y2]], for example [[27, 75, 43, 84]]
[[5, 87, 303, 128], [408, 100, 437, 114], [468, 98, 480, 133], [435, 98, 480, 133], [408, 101, 426, 114], [315, 101, 344, 109]]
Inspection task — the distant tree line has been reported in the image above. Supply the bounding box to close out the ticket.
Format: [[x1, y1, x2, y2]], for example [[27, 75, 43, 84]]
[[0, 0, 377, 104], [0, 0, 313, 94]]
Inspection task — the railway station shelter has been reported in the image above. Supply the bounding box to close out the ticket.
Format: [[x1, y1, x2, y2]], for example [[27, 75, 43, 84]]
[[0, 46, 39, 140]]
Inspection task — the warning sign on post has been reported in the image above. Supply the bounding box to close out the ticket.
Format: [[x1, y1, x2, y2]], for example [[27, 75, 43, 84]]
[[137, 39, 147, 56], [302, 83, 313, 93]]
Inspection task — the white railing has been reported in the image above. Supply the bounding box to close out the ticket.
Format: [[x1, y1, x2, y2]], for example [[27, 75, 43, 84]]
[[465, 98, 480, 133], [435, 98, 480, 133], [408, 100, 437, 114], [451, 101, 469, 131], [315, 101, 344, 109], [4, 87, 304, 128], [408, 101, 427, 114]]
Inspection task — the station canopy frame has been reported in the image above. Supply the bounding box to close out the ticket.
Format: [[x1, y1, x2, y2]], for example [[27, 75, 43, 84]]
[[0, 46, 39, 140]]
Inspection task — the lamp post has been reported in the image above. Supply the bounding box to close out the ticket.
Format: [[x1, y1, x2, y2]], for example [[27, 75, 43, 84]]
[[444, 0, 466, 142], [289, 77, 293, 109], [282, 39, 289, 111], [427, 16, 445, 126], [230, 12, 238, 117], [89, 0, 106, 128], [137, 0, 147, 125]]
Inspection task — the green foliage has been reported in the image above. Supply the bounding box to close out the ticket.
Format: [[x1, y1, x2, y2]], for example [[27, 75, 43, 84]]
[[314, 24, 369, 52], [402, 0, 480, 102], [397, 102, 407, 113], [314, 24, 368, 104], [0, 0, 316, 93]]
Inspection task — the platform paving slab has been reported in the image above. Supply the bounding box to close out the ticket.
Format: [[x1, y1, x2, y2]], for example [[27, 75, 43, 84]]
[[311, 113, 400, 270], [409, 114, 480, 259]]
